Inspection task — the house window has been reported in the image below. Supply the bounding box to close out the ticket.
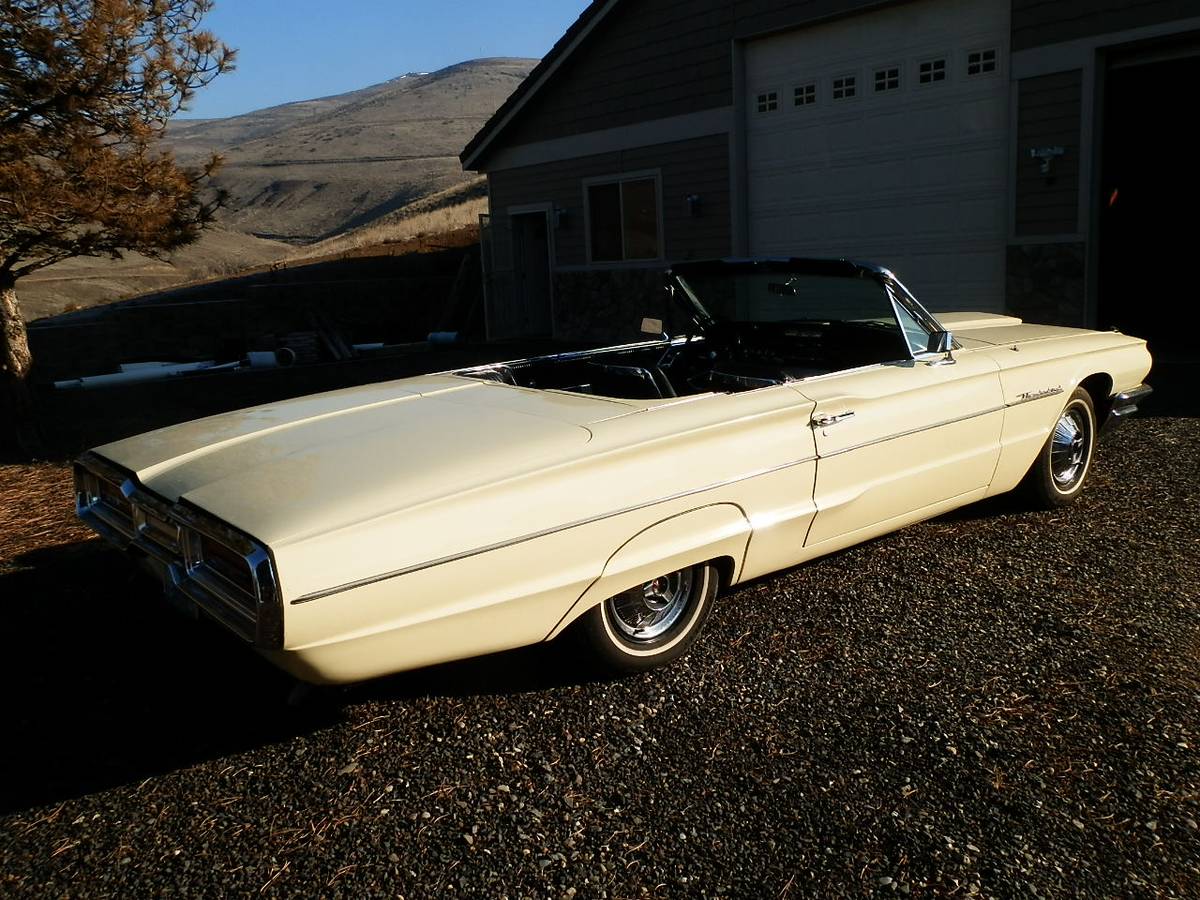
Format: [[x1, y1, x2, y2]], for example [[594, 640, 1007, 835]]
[[967, 48, 997, 76], [794, 83, 816, 106], [832, 75, 856, 100], [756, 91, 778, 113], [586, 175, 661, 263], [918, 58, 946, 85], [874, 66, 900, 93]]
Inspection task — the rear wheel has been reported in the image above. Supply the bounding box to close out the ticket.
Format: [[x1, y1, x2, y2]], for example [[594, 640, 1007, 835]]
[[1022, 387, 1097, 508], [576, 562, 718, 673]]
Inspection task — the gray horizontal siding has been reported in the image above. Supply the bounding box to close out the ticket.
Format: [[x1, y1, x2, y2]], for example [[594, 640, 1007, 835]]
[[501, 0, 899, 149], [504, 0, 733, 145], [1012, 0, 1199, 51], [1014, 69, 1082, 236], [731, 0, 900, 39], [489, 134, 732, 266]]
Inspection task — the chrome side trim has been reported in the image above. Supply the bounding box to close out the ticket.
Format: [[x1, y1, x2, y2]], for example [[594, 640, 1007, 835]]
[[292, 387, 1085, 605], [820, 405, 1007, 459], [818, 386, 1077, 460], [290, 454, 818, 605], [451, 335, 683, 379], [818, 385, 1075, 460]]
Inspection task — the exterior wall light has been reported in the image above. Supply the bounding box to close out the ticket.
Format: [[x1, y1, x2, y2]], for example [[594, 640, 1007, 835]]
[[686, 194, 702, 217], [1028, 146, 1065, 176]]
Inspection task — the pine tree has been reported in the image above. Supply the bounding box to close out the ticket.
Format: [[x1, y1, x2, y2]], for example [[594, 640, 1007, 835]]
[[0, 0, 233, 452]]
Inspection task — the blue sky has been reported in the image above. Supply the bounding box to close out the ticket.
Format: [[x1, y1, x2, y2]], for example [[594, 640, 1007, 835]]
[[179, 1, 591, 120]]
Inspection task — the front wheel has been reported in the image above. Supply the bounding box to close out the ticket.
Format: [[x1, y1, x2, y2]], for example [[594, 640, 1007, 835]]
[[575, 562, 718, 673], [1022, 387, 1097, 508]]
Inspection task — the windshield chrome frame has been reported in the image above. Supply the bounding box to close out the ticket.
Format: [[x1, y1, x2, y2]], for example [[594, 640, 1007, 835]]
[[671, 263, 948, 363]]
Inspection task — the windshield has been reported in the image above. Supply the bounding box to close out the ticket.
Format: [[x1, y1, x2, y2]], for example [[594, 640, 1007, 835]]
[[675, 269, 938, 357], [678, 272, 893, 323]]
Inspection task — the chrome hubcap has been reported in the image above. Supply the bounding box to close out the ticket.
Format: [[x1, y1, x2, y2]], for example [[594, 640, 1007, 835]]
[[1051, 406, 1090, 488], [606, 568, 694, 642]]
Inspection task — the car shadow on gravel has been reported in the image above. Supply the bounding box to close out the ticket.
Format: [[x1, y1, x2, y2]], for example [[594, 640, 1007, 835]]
[[338, 640, 606, 708], [0, 540, 330, 813], [928, 490, 1029, 524], [0, 540, 598, 814]]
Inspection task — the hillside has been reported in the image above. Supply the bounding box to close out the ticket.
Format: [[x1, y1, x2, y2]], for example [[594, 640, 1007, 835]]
[[15, 58, 534, 320], [171, 58, 535, 242], [17, 229, 291, 321], [294, 177, 488, 259]]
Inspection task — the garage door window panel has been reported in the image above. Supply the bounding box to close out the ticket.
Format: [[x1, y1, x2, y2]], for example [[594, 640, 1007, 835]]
[[832, 74, 857, 101], [874, 66, 901, 93], [585, 174, 662, 263], [918, 58, 947, 85], [967, 49, 997, 77]]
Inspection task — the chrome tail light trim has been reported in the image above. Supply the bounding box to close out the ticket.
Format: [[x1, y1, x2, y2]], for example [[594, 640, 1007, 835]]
[[74, 452, 284, 650]]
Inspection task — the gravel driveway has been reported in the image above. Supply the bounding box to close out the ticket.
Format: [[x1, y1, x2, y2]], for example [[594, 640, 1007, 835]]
[[1, 418, 1197, 897]]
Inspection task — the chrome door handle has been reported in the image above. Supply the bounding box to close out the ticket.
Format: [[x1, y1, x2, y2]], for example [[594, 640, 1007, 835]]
[[812, 411, 855, 427]]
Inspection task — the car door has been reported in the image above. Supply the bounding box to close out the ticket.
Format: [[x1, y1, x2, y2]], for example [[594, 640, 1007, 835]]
[[796, 349, 1004, 549]]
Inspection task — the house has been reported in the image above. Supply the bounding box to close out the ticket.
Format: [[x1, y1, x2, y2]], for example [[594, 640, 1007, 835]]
[[461, 1, 1199, 351]]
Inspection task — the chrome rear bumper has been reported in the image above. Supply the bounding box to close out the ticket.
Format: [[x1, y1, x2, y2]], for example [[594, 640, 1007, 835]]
[[74, 453, 283, 649]]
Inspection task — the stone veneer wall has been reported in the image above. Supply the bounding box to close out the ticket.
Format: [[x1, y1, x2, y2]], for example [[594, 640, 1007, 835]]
[[1005, 242, 1086, 327]]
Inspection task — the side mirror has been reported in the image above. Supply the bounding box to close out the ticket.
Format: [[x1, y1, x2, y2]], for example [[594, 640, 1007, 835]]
[[926, 330, 955, 365]]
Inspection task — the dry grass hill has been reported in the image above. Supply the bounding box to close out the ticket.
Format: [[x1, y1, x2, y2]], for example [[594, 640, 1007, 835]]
[[170, 58, 535, 243], [16, 58, 535, 321], [17, 229, 291, 321], [295, 177, 489, 259]]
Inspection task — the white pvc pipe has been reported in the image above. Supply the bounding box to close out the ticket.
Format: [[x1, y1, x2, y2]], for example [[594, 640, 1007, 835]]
[[54, 360, 217, 391]]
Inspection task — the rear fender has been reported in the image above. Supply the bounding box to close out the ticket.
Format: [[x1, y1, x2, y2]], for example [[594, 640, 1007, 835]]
[[545, 502, 751, 639]]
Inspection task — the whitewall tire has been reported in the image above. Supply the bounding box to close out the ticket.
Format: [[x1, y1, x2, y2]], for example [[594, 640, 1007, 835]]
[[575, 562, 718, 673], [1023, 387, 1097, 508]]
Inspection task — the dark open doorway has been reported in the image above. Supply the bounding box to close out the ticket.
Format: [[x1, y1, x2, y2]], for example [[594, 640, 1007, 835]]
[[1098, 50, 1200, 347], [511, 211, 553, 337], [1098, 45, 1200, 413]]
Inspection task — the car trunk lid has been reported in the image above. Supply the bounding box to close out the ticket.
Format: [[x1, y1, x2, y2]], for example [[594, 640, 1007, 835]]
[[94, 375, 628, 544]]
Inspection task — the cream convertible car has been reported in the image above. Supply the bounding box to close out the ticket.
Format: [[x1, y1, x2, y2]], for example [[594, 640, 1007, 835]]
[[75, 259, 1152, 684]]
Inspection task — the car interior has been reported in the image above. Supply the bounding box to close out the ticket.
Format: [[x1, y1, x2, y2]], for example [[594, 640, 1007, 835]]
[[459, 316, 914, 400], [458, 267, 933, 400]]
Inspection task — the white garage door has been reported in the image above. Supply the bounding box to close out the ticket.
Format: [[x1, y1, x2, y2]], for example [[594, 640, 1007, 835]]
[[745, 0, 1010, 312]]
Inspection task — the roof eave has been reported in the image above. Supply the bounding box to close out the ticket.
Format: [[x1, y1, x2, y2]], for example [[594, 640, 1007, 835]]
[[460, 0, 622, 172]]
